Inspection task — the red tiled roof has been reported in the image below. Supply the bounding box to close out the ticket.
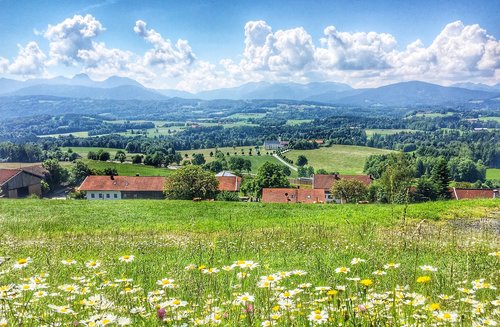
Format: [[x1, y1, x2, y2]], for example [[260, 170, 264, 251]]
[[0, 169, 21, 185], [262, 188, 325, 203], [79, 176, 166, 192], [217, 176, 241, 192], [452, 188, 498, 200], [313, 174, 373, 189]]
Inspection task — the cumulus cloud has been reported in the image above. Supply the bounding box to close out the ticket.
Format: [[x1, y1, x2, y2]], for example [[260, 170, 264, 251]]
[[0, 57, 8, 74], [316, 26, 397, 70], [7, 42, 47, 76], [241, 20, 315, 73], [134, 20, 195, 77], [44, 14, 104, 65]]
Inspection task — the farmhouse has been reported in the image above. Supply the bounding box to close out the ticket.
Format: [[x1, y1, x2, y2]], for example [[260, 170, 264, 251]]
[[262, 188, 326, 204], [264, 140, 288, 150], [312, 174, 374, 203], [215, 171, 241, 192], [452, 188, 499, 200], [79, 175, 166, 200], [0, 167, 45, 198]]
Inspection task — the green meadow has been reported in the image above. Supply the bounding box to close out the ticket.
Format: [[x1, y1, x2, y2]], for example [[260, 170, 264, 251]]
[[0, 199, 498, 326]]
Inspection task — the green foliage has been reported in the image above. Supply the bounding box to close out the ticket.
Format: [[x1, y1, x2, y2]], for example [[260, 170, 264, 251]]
[[254, 162, 290, 197], [228, 157, 252, 172], [216, 191, 240, 202], [448, 157, 486, 183], [131, 155, 143, 164], [431, 157, 451, 199], [70, 160, 92, 185], [378, 154, 414, 204], [296, 155, 308, 167], [413, 177, 439, 202], [40, 180, 50, 194], [42, 159, 69, 191], [98, 150, 111, 161], [298, 166, 314, 177], [331, 179, 368, 203], [191, 153, 206, 166], [164, 166, 218, 200], [115, 150, 127, 163]]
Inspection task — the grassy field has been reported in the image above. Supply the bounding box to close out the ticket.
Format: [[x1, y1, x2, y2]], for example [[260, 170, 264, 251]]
[[478, 116, 500, 123], [0, 199, 498, 326], [286, 145, 394, 174], [79, 160, 175, 177], [486, 168, 500, 180], [61, 147, 127, 158], [286, 119, 314, 126], [365, 129, 417, 138]]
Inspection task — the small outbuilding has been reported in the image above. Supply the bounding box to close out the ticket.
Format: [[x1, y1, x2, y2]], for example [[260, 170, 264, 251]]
[[0, 168, 45, 198], [216, 171, 242, 192]]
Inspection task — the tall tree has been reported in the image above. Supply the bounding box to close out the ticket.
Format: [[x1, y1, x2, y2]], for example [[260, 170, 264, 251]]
[[431, 157, 450, 199], [164, 166, 218, 200], [254, 162, 290, 197], [379, 153, 414, 204], [42, 159, 69, 191]]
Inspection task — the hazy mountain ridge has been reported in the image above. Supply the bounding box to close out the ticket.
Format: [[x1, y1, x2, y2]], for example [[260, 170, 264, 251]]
[[0, 75, 499, 105]]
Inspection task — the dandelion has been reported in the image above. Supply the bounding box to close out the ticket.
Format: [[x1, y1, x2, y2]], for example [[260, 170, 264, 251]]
[[119, 255, 135, 263], [416, 276, 432, 283], [335, 267, 350, 274], [428, 303, 441, 311], [13, 257, 31, 269], [308, 310, 328, 324], [85, 260, 101, 269], [359, 279, 373, 287]]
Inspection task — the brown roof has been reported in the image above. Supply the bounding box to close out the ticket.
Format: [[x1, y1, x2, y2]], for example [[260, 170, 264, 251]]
[[217, 176, 241, 192], [452, 188, 498, 200], [21, 165, 48, 178], [79, 175, 166, 192], [262, 188, 326, 204], [313, 174, 373, 189], [0, 169, 21, 185]]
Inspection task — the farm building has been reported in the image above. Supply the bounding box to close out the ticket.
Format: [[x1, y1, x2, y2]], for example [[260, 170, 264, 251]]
[[264, 140, 288, 150], [215, 171, 241, 192], [79, 175, 166, 200], [0, 167, 45, 198], [262, 188, 326, 204], [451, 188, 499, 200], [312, 174, 374, 203]]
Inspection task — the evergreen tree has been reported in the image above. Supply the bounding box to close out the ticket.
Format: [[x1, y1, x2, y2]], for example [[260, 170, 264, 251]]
[[431, 157, 450, 199]]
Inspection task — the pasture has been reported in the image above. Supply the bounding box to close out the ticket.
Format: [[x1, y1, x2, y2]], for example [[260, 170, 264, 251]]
[[365, 129, 417, 138], [486, 168, 500, 180], [80, 160, 175, 177], [0, 199, 498, 326], [286, 145, 394, 174]]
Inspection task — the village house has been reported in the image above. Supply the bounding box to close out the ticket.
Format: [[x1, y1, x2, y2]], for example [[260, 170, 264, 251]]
[[312, 174, 374, 203], [0, 167, 46, 198], [79, 175, 166, 200], [262, 188, 326, 204], [215, 171, 241, 192], [264, 140, 289, 150], [451, 188, 499, 200]]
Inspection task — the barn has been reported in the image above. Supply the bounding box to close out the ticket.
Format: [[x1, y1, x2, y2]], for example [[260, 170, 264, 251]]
[[79, 175, 166, 200], [0, 168, 44, 198]]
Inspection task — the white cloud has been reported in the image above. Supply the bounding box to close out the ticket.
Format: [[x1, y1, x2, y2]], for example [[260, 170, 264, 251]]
[[44, 14, 104, 65], [7, 42, 46, 76], [0, 57, 8, 74], [134, 20, 195, 77]]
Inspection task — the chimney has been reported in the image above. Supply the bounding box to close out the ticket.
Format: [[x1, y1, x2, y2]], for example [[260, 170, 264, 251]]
[[494, 189, 499, 199]]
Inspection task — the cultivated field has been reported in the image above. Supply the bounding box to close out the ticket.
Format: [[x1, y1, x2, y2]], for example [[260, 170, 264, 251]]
[[286, 145, 394, 174], [0, 199, 498, 326]]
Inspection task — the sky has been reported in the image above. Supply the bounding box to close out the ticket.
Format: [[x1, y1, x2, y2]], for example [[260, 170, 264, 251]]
[[0, 0, 499, 92]]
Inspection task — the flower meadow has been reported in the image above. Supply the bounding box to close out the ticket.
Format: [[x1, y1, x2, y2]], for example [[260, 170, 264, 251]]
[[0, 199, 499, 326]]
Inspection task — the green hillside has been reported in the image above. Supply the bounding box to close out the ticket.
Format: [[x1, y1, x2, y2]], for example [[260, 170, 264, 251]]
[[286, 145, 394, 174]]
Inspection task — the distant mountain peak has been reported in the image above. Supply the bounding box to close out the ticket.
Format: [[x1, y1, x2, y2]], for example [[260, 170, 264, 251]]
[[72, 73, 92, 81]]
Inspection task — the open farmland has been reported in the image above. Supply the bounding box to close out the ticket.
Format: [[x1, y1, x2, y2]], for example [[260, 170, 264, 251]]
[[79, 160, 175, 177], [0, 199, 498, 326], [486, 168, 500, 180], [286, 145, 394, 174]]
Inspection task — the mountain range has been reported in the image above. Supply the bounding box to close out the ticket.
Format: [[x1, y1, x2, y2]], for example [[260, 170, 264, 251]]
[[0, 74, 499, 106]]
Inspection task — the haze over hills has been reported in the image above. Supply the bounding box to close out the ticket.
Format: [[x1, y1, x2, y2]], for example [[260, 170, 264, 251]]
[[0, 75, 499, 106]]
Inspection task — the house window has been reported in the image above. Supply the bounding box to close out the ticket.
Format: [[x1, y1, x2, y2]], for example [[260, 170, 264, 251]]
[[91, 193, 95, 198], [99, 194, 103, 198], [114, 194, 118, 198], [106, 194, 110, 198], [290, 195, 295, 198]]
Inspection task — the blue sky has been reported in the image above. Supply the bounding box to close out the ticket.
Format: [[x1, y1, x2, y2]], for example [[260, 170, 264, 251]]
[[0, 0, 499, 91]]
